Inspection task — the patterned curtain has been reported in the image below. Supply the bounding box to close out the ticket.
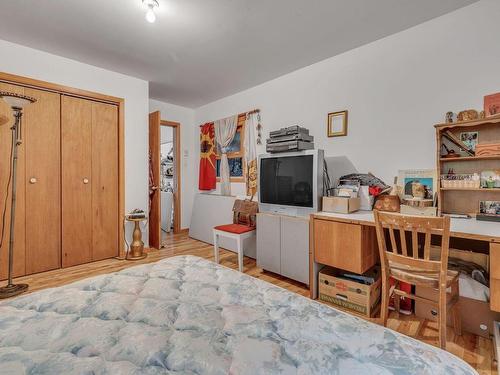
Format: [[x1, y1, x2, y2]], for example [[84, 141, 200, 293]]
[[198, 123, 216, 190], [244, 112, 258, 197], [214, 115, 238, 196]]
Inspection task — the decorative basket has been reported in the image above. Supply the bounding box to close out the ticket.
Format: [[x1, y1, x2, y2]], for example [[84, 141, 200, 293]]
[[440, 174, 480, 189]]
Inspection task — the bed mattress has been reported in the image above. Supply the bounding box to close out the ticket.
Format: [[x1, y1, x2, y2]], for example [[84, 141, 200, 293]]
[[0, 255, 476, 374]]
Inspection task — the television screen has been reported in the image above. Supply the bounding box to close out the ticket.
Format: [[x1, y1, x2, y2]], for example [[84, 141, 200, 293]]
[[260, 155, 314, 207]]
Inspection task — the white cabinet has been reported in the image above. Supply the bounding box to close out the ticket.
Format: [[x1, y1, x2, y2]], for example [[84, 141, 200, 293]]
[[256, 213, 281, 274], [257, 213, 309, 285]]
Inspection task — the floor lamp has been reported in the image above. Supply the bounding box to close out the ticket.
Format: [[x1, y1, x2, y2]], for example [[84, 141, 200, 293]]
[[0, 91, 36, 299]]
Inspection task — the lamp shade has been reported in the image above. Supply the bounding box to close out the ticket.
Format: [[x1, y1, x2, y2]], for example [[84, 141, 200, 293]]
[[0, 92, 36, 109]]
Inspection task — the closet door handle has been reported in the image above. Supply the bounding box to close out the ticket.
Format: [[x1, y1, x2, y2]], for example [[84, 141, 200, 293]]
[[83, 178, 89, 184], [29, 177, 37, 184]]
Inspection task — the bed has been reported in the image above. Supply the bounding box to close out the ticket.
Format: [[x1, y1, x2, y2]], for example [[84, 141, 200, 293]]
[[0, 255, 476, 374]]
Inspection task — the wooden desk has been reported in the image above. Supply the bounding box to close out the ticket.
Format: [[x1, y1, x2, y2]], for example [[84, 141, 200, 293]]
[[309, 211, 500, 311]]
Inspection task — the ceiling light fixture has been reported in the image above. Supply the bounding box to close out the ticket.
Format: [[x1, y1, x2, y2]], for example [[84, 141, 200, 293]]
[[143, 0, 159, 23]]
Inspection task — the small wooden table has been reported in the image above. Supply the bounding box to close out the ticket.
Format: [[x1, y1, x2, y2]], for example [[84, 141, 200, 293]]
[[125, 217, 148, 260]]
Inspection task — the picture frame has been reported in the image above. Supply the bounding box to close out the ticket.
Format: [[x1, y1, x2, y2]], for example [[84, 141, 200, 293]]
[[479, 201, 500, 215], [484, 92, 500, 117], [327, 110, 348, 137], [460, 131, 478, 152], [397, 169, 437, 200]]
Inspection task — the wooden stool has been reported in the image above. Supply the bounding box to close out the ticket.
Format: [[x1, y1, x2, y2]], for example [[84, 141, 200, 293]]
[[374, 210, 461, 350], [213, 224, 256, 272]]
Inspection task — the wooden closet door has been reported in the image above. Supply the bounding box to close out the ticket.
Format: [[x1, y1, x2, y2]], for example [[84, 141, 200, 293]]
[[91, 102, 119, 261], [24, 88, 61, 274], [0, 83, 26, 279], [61, 95, 92, 267]]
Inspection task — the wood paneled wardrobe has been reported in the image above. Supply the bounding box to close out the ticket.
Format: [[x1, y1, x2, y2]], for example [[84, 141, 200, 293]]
[[0, 77, 122, 280]]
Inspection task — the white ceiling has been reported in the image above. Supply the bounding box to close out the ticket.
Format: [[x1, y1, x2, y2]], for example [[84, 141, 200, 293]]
[[0, 0, 477, 108]]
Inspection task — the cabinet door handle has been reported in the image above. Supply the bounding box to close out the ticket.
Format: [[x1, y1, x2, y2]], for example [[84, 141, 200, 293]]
[[29, 177, 37, 184], [83, 178, 89, 184]]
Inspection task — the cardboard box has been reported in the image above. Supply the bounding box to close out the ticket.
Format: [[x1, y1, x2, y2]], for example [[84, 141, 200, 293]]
[[415, 285, 500, 338], [414, 246, 496, 337], [400, 205, 437, 216], [319, 266, 381, 317], [322, 196, 360, 214]]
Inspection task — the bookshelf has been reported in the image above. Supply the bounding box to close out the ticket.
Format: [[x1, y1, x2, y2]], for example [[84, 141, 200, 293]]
[[435, 115, 500, 216]]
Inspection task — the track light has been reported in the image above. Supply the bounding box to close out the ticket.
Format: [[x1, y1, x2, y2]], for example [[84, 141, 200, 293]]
[[143, 0, 159, 23]]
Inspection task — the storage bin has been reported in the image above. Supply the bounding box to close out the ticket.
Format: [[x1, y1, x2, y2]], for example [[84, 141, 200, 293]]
[[319, 266, 381, 317], [440, 174, 480, 189]]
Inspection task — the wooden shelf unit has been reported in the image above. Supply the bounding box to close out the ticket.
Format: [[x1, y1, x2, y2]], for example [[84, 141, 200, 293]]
[[435, 116, 500, 216], [441, 188, 500, 192], [440, 155, 500, 162]]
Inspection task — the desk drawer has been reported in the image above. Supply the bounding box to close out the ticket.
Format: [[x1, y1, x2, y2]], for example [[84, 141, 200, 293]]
[[313, 219, 378, 274]]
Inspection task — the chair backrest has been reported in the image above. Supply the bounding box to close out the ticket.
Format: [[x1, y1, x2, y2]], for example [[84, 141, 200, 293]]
[[373, 210, 451, 284], [232, 199, 258, 227]]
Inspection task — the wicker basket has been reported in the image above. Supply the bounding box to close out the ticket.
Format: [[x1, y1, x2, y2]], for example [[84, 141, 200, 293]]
[[441, 174, 481, 189]]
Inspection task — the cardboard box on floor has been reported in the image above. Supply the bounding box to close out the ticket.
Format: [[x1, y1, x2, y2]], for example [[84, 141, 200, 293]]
[[415, 286, 500, 338], [319, 266, 381, 317], [415, 247, 498, 338]]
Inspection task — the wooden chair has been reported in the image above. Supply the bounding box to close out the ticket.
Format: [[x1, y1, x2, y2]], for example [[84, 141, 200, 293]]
[[373, 210, 461, 349], [213, 199, 258, 272]]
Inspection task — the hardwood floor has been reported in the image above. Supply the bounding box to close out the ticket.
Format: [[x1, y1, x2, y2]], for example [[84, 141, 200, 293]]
[[11, 231, 496, 374]]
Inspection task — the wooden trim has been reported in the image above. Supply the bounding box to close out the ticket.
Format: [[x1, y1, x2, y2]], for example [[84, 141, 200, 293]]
[[309, 216, 315, 299], [149, 111, 161, 249], [0, 71, 123, 105], [160, 120, 182, 234], [118, 103, 125, 258], [434, 114, 500, 129], [0, 71, 126, 261]]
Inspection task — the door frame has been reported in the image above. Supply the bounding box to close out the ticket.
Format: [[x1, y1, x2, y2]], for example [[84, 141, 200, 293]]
[[0, 71, 126, 259], [161, 120, 181, 235], [149, 112, 182, 250]]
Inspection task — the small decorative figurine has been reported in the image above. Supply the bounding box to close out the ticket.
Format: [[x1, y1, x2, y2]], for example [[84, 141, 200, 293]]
[[445, 111, 455, 123], [457, 109, 479, 122]]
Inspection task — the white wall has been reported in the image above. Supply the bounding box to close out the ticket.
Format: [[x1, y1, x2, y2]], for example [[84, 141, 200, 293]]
[[161, 126, 173, 143], [0, 39, 150, 245], [149, 99, 196, 229], [195, 0, 500, 196]]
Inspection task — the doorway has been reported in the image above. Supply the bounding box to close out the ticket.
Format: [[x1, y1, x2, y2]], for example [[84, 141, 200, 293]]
[[148, 111, 181, 249]]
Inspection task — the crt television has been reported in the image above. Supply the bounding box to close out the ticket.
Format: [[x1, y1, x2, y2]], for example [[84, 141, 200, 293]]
[[258, 149, 324, 216]]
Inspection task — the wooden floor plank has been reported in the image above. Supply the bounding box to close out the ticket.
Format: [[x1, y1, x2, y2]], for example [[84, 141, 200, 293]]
[[9, 231, 495, 373]]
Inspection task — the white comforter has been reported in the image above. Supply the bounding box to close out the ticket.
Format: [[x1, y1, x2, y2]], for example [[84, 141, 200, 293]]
[[0, 255, 476, 374]]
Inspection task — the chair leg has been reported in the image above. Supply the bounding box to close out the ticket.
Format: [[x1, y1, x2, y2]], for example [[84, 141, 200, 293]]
[[237, 236, 243, 272], [451, 279, 462, 336], [213, 232, 219, 264], [393, 281, 400, 319], [394, 295, 400, 320], [438, 287, 447, 350], [380, 276, 390, 327]]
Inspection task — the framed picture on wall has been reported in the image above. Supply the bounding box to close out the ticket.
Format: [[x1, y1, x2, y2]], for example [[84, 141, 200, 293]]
[[484, 92, 500, 117], [327, 110, 348, 137]]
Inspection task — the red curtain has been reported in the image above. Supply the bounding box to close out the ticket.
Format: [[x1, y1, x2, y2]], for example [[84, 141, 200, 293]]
[[199, 122, 216, 190]]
